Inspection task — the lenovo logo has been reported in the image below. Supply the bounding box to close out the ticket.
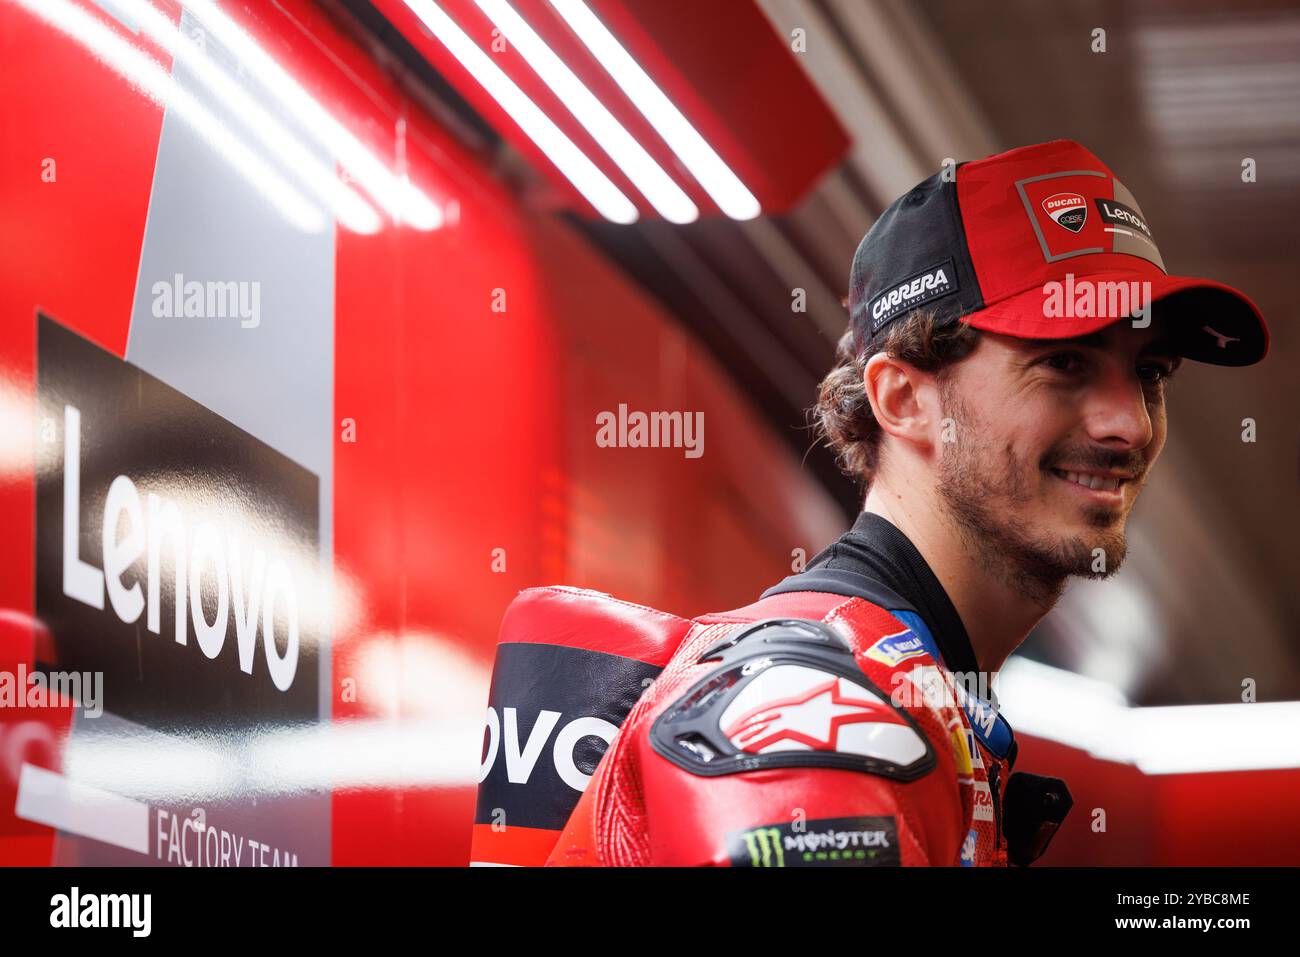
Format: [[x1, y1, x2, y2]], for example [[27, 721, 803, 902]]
[[480, 707, 617, 792], [59, 404, 300, 692]]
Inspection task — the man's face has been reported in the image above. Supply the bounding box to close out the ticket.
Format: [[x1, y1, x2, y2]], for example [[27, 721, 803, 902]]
[[933, 320, 1180, 598]]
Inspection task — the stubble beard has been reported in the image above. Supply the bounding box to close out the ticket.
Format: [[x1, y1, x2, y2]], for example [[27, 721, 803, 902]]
[[934, 385, 1131, 607]]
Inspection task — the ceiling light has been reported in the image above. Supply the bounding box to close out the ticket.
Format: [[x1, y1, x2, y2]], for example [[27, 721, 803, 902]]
[[403, 0, 639, 223], [475, 0, 697, 223], [549, 0, 761, 220]]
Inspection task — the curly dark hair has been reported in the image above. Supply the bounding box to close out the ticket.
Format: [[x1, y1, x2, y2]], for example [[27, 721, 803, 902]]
[[812, 309, 982, 488]]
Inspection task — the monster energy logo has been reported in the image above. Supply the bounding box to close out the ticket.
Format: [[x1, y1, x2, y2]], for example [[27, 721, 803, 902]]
[[727, 816, 901, 868], [740, 827, 785, 867]]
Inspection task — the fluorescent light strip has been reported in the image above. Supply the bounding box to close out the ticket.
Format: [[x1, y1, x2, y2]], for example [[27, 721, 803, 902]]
[[184, 0, 443, 231], [549, 0, 761, 220], [14, 0, 326, 233], [474, 0, 696, 223], [1000, 657, 1300, 774], [125, 0, 382, 234], [402, 0, 638, 224]]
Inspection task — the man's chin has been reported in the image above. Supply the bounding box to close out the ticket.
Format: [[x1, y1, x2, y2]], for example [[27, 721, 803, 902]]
[[1043, 524, 1129, 580]]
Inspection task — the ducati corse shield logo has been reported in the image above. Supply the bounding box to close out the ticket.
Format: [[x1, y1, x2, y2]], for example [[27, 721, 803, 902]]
[[1042, 192, 1087, 233]]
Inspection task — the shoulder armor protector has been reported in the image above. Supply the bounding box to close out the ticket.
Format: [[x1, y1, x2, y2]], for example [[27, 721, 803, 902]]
[[649, 618, 936, 781]]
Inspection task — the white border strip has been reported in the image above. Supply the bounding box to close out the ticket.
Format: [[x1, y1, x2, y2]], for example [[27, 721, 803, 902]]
[[15, 763, 150, 855]]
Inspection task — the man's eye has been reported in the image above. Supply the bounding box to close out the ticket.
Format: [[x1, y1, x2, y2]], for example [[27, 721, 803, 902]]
[[1138, 363, 1175, 385], [1043, 352, 1084, 373]]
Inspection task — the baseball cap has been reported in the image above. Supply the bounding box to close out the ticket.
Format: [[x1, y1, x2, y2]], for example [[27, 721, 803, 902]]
[[847, 139, 1269, 366]]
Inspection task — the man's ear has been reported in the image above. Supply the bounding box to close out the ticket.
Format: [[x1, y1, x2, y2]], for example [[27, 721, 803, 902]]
[[863, 353, 939, 452]]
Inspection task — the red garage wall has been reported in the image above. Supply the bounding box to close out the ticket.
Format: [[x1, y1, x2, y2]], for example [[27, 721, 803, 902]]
[[0, 0, 843, 867], [3, 0, 1296, 869]]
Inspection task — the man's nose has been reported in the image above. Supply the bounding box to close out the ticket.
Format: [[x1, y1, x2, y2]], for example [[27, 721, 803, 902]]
[[1083, 366, 1155, 451]]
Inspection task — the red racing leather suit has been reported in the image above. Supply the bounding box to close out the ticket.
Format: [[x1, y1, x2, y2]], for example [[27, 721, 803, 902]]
[[472, 513, 1070, 867], [545, 587, 1009, 866]]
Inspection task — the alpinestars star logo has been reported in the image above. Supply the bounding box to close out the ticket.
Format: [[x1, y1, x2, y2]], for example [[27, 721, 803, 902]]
[[723, 675, 887, 753], [1042, 192, 1087, 232]]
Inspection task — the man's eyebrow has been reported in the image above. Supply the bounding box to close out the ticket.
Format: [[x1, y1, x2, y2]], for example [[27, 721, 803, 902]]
[[1022, 332, 1109, 350], [1020, 331, 1181, 357], [1138, 336, 1181, 358]]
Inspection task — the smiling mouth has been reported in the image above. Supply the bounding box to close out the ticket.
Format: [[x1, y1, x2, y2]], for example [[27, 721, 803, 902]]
[[1048, 468, 1128, 493]]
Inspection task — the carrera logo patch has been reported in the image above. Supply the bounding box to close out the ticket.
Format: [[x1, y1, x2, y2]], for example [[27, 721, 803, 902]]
[[1042, 192, 1087, 232], [869, 259, 958, 332], [727, 816, 901, 868]]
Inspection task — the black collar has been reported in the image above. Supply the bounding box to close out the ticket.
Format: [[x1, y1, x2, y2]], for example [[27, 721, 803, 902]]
[[760, 512, 980, 677]]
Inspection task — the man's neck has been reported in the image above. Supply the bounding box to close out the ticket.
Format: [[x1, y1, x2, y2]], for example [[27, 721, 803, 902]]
[[861, 485, 1055, 675]]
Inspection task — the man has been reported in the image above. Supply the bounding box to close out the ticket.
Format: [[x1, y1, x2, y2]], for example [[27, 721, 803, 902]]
[[473, 139, 1268, 867]]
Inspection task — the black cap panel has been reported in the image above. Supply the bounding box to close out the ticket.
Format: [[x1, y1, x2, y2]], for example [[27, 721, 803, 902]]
[[848, 169, 985, 353]]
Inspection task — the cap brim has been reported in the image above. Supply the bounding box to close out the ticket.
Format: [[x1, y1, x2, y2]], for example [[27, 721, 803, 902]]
[[961, 271, 1269, 366]]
